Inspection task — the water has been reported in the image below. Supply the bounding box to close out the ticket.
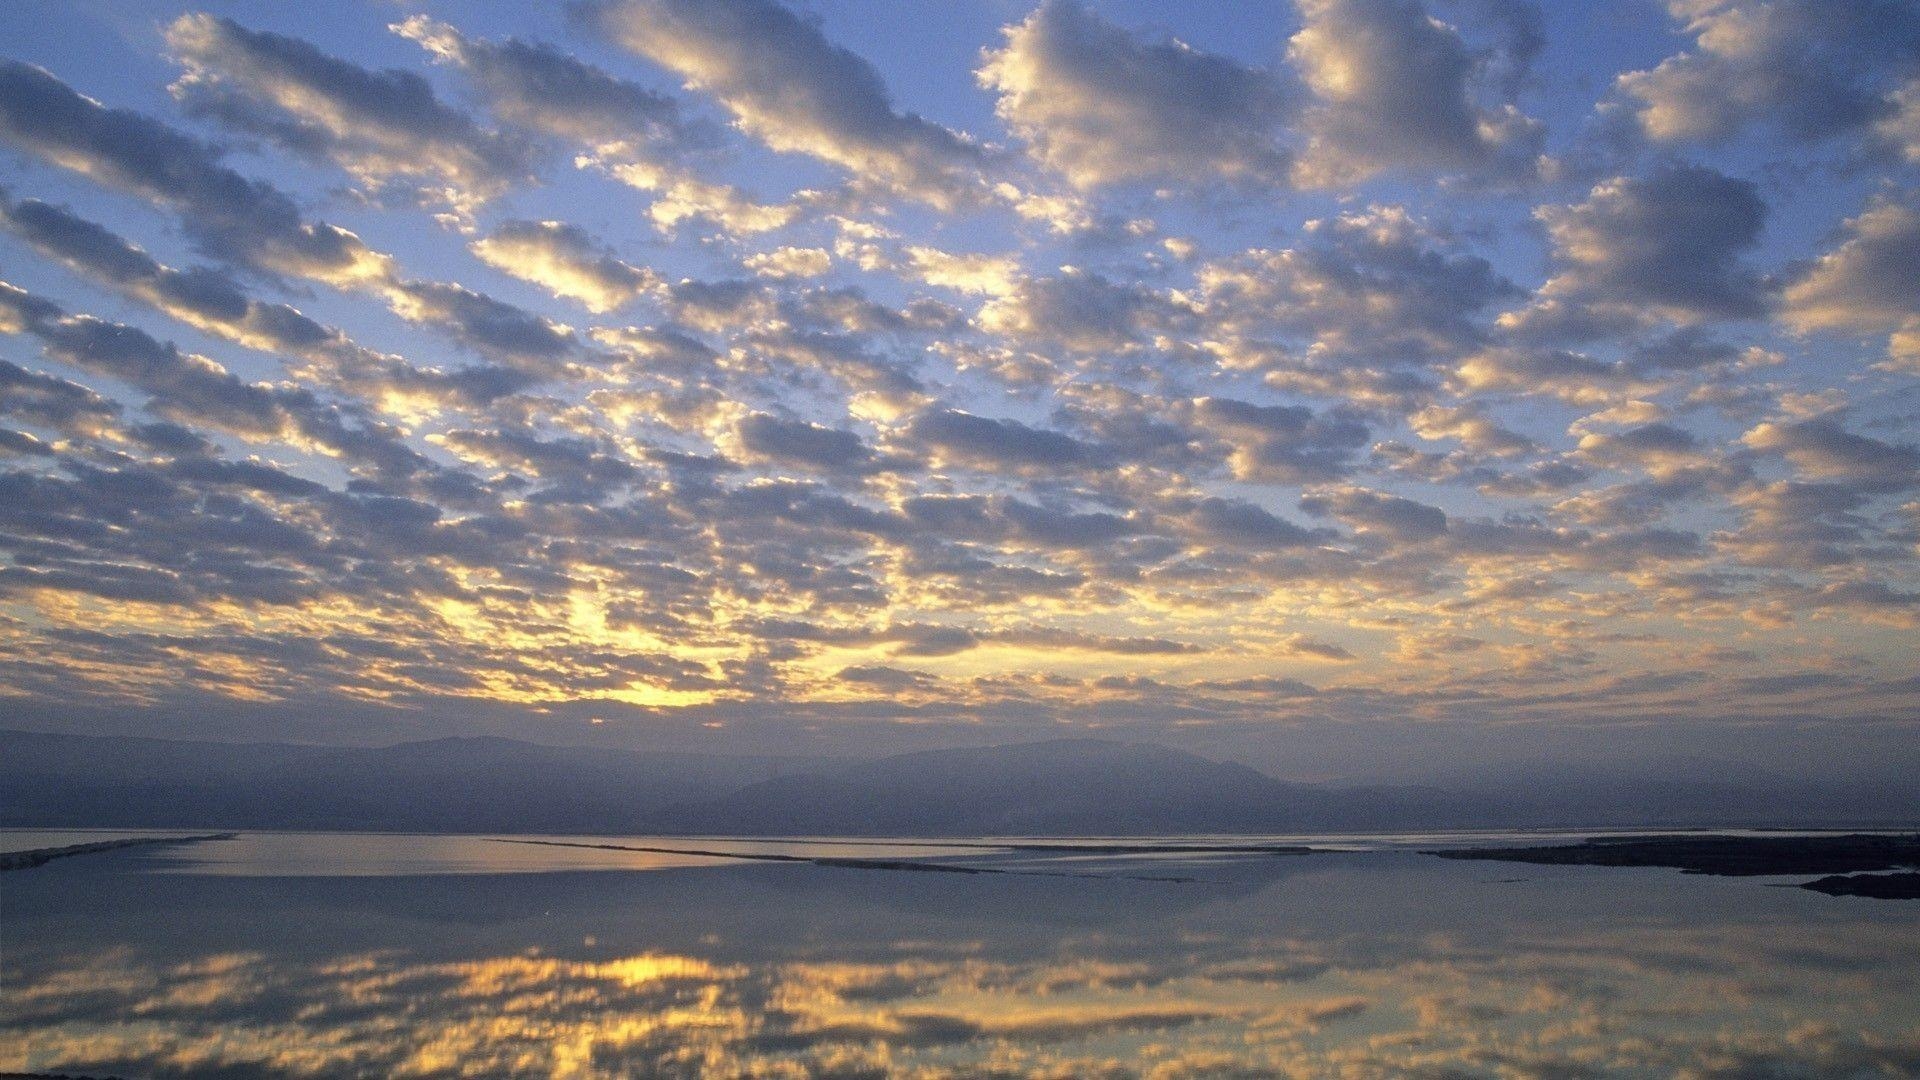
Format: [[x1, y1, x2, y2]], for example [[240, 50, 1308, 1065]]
[[3, 831, 1917, 1077]]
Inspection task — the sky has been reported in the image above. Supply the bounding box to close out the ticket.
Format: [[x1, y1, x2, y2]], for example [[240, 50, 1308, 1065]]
[[0, 0, 1915, 780]]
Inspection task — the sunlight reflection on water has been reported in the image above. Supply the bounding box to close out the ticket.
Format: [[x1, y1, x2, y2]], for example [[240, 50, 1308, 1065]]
[[3, 833, 1917, 1078]]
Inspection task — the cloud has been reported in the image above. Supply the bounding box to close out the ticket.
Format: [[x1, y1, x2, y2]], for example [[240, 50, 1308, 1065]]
[[978, 267, 1180, 353], [384, 280, 577, 372], [579, 0, 986, 207], [903, 246, 1021, 296], [908, 409, 1098, 472], [1781, 193, 1920, 367], [166, 14, 529, 213], [978, 0, 1294, 190], [1409, 403, 1535, 458], [1302, 486, 1450, 541], [1878, 80, 1920, 162], [1573, 421, 1709, 475], [1, 194, 335, 355], [1289, 0, 1541, 184], [1615, 0, 1920, 146], [1195, 398, 1370, 483], [1720, 479, 1887, 570], [433, 428, 637, 502], [395, 15, 793, 239], [0, 282, 280, 442], [999, 498, 1138, 550], [0, 281, 423, 476], [470, 220, 657, 313], [735, 413, 893, 475], [0, 62, 586, 385], [601, 162, 802, 236], [1523, 165, 1770, 329], [393, 15, 697, 153], [1276, 633, 1356, 660], [0, 357, 120, 439], [836, 664, 936, 690], [1183, 497, 1331, 549], [0, 5, 1915, 763], [991, 627, 1198, 655], [1741, 413, 1920, 490], [1199, 206, 1522, 365], [0, 60, 389, 285], [0, 193, 435, 410], [743, 247, 832, 279]]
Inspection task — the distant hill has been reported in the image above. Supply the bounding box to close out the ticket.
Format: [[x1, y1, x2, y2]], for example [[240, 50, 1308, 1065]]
[[659, 738, 1474, 835], [4, 729, 1913, 835], [0, 729, 814, 833]]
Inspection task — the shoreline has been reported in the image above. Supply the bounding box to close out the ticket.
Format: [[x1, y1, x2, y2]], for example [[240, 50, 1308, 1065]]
[[0, 833, 237, 872]]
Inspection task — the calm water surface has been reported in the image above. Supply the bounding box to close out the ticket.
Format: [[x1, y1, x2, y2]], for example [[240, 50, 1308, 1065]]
[[3, 831, 1917, 1078]]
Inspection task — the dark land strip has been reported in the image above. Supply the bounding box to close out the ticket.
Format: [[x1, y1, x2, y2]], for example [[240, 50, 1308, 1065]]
[[484, 837, 1316, 883], [1799, 871, 1920, 899], [658, 836, 1319, 855], [1426, 833, 1920, 898], [0, 833, 236, 871]]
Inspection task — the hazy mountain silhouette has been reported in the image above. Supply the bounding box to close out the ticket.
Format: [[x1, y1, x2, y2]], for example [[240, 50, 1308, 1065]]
[[4, 729, 1912, 834], [0, 729, 815, 833], [659, 738, 1469, 835]]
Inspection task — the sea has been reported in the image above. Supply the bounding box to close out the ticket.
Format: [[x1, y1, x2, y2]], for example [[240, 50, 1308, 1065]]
[[3, 829, 1917, 1077]]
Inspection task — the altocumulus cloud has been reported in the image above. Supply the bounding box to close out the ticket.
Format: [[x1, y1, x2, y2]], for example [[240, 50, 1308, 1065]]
[[0, 0, 1911, 776]]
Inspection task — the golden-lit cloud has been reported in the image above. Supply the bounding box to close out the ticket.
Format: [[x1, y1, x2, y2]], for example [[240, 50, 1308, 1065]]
[[0, 0, 1912, 768]]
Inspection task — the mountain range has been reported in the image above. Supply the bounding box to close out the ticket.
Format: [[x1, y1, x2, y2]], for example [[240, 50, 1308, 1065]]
[[4, 729, 1913, 834]]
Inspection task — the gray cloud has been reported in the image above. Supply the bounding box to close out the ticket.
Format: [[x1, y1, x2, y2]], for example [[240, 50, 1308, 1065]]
[[1782, 192, 1920, 367], [0, 62, 590, 384], [0, 5, 1912, 763], [979, 267, 1182, 354], [394, 15, 699, 152], [1200, 206, 1522, 366], [909, 409, 1099, 472], [979, 0, 1294, 190], [1289, 0, 1541, 184], [1742, 413, 1920, 491], [1195, 397, 1370, 483], [1184, 496, 1331, 549], [0, 281, 426, 479], [0, 194, 411, 393], [0, 60, 387, 284], [1525, 165, 1770, 329], [1615, 0, 1920, 147], [579, 0, 986, 207], [0, 358, 121, 439], [1302, 486, 1450, 541], [166, 14, 530, 211], [736, 413, 893, 476]]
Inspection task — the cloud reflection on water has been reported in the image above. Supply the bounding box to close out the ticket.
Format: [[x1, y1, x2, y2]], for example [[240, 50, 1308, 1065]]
[[4, 850, 1919, 1078]]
